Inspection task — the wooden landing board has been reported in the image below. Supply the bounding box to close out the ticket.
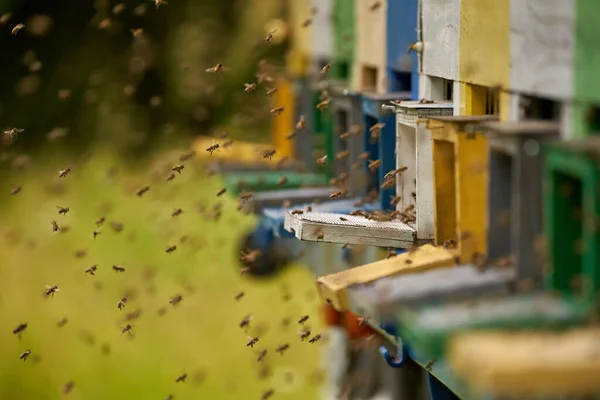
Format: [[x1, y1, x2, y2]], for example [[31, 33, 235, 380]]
[[315, 244, 456, 311], [448, 329, 600, 397], [347, 264, 516, 327], [284, 211, 416, 248]]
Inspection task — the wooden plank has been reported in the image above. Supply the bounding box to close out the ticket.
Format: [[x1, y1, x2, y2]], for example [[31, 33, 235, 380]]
[[284, 211, 416, 247], [421, 0, 460, 81], [250, 187, 338, 212], [415, 123, 436, 241], [310, 0, 334, 60], [315, 244, 456, 310], [448, 328, 600, 397], [352, 0, 387, 93]]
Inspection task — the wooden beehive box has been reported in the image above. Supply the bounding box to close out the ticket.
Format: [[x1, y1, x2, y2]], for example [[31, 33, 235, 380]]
[[352, 0, 387, 93]]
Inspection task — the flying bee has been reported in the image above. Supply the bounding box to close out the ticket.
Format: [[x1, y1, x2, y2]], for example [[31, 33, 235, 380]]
[[391, 195, 401, 207], [359, 151, 370, 161], [316, 99, 331, 112], [244, 83, 257, 92], [56, 206, 69, 215], [308, 334, 322, 343], [154, 0, 168, 8], [206, 141, 220, 155], [320, 64, 331, 75], [175, 373, 187, 383], [234, 291, 245, 301], [339, 217, 348, 221], [298, 315, 309, 324], [270, 106, 285, 115], [117, 298, 127, 310], [240, 314, 253, 329], [172, 208, 183, 217], [291, 209, 304, 215], [172, 164, 184, 174], [169, 294, 183, 306], [85, 265, 97, 275], [369, 123, 385, 142], [263, 149, 276, 160], [247, 336, 259, 347], [11, 23, 25, 35], [58, 167, 71, 178], [13, 323, 27, 338], [165, 172, 175, 182], [19, 349, 31, 361], [316, 155, 328, 165], [92, 226, 102, 238], [45, 285, 60, 297], [301, 18, 312, 27], [222, 139, 233, 148], [257, 349, 268, 362], [136, 185, 150, 197], [275, 343, 289, 355], [265, 87, 278, 96], [277, 176, 288, 185], [240, 192, 253, 202], [57, 318, 68, 328], [262, 389, 275, 400], [205, 63, 230, 74], [51, 220, 59, 232], [380, 178, 395, 190], [179, 150, 195, 161], [369, 0, 382, 11], [339, 131, 351, 140], [216, 187, 227, 197], [330, 191, 344, 200], [285, 131, 297, 140], [265, 29, 277, 43], [296, 115, 307, 130], [368, 159, 382, 172], [336, 150, 350, 160], [10, 186, 21, 195], [96, 217, 105, 226], [299, 329, 311, 341], [4, 127, 24, 140], [121, 324, 133, 335], [166, 245, 177, 253], [112, 265, 125, 272]]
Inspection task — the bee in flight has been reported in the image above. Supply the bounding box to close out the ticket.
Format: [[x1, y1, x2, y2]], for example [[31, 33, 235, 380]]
[[205, 63, 231, 75], [3, 127, 24, 140]]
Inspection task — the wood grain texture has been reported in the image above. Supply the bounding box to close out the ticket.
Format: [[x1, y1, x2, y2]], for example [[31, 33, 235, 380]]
[[352, 0, 387, 92], [421, 0, 460, 81]]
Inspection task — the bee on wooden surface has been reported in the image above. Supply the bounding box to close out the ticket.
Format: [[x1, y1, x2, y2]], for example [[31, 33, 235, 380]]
[[10, 186, 21, 195], [234, 291, 245, 301], [112, 265, 125, 272], [50, 220, 59, 232], [172, 208, 183, 217], [19, 349, 31, 361], [369, 1, 382, 11], [45, 285, 60, 297], [241, 249, 261, 265], [316, 99, 331, 112], [339, 131, 351, 140], [172, 164, 184, 174], [244, 83, 257, 92], [58, 167, 71, 178], [165, 172, 175, 182], [240, 314, 253, 329], [11, 23, 25, 35], [257, 349, 268, 362], [339, 217, 348, 222], [298, 315, 310, 324], [85, 265, 97, 275], [4, 127, 24, 140], [296, 115, 307, 130], [216, 188, 227, 197], [136, 185, 150, 197], [386, 249, 397, 259], [316, 155, 328, 165], [270, 106, 285, 115], [359, 151, 370, 161], [13, 323, 27, 338], [368, 159, 382, 172], [179, 150, 195, 161], [240, 192, 253, 203], [336, 150, 350, 160], [247, 336, 259, 347], [205, 63, 230, 74], [299, 329, 311, 341], [117, 298, 127, 310], [154, 0, 168, 9], [263, 149, 276, 160], [308, 334, 322, 343], [277, 176, 288, 186], [320, 64, 331, 75], [329, 191, 344, 200], [265, 87, 278, 96], [291, 209, 304, 215], [275, 343, 289, 355], [206, 142, 220, 155], [169, 294, 183, 306], [121, 324, 133, 335]]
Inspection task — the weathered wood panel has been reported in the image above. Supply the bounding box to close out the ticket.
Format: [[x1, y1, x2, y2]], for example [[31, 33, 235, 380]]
[[310, 0, 334, 60], [421, 0, 460, 81], [352, 0, 387, 92], [510, 0, 575, 99]]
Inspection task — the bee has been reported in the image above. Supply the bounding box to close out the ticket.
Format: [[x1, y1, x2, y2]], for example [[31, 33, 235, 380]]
[[166, 245, 177, 253], [240, 249, 261, 265], [407, 41, 424, 54], [261, 389, 275, 400], [257, 349, 268, 362], [96, 217, 105, 226], [386, 249, 397, 259], [11, 23, 25, 35], [175, 373, 187, 383], [285, 131, 297, 140], [172, 164, 184, 174], [222, 139, 234, 148], [336, 150, 350, 160], [154, 0, 168, 8], [277, 176, 288, 186], [308, 334, 322, 343], [380, 178, 395, 190], [270, 106, 285, 115], [275, 343, 290, 356], [244, 83, 257, 92], [296, 115, 307, 130], [369, 1, 382, 11], [339, 217, 348, 221], [263, 149, 276, 160], [125, 309, 142, 322], [316, 155, 328, 165], [329, 191, 344, 200], [92, 227, 102, 238], [205, 63, 230, 74], [298, 315, 309, 324], [266, 87, 278, 96], [136, 185, 150, 197], [45, 285, 60, 297], [299, 329, 311, 341], [368, 159, 382, 172], [216, 188, 227, 196], [57, 318, 68, 328], [117, 298, 127, 310], [240, 192, 253, 202], [112, 265, 125, 272], [265, 29, 277, 43], [247, 336, 259, 347], [291, 209, 304, 215], [179, 150, 195, 161], [234, 291, 245, 301], [13, 323, 27, 338], [301, 18, 312, 27], [165, 172, 175, 182], [339, 131, 351, 140], [130, 28, 144, 38], [4, 127, 24, 140], [51, 220, 59, 232], [314, 229, 325, 241], [85, 265, 97, 275], [307, 206, 312, 212], [425, 359, 436, 371], [172, 208, 183, 217], [19, 349, 31, 361], [240, 314, 253, 329], [320, 64, 331, 75], [121, 324, 133, 335], [206, 142, 220, 155], [0, 12, 11, 25], [170, 294, 183, 306], [316, 99, 331, 111], [58, 167, 71, 178], [10, 186, 21, 195], [359, 151, 370, 161]]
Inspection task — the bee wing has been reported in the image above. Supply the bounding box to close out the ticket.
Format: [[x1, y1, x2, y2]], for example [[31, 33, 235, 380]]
[[221, 66, 232, 72], [205, 67, 215, 73]]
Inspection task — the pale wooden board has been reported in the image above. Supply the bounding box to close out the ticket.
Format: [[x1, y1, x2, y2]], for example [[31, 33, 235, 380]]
[[250, 187, 336, 212], [284, 211, 416, 248], [421, 0, 460, 81], [449, 328, 600, 397], [309, 0, 334, 60]]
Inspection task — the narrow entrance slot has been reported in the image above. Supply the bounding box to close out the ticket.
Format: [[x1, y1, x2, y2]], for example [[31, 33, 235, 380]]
[[433, 140, 457, 245], [488, 150, 513, 260]]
